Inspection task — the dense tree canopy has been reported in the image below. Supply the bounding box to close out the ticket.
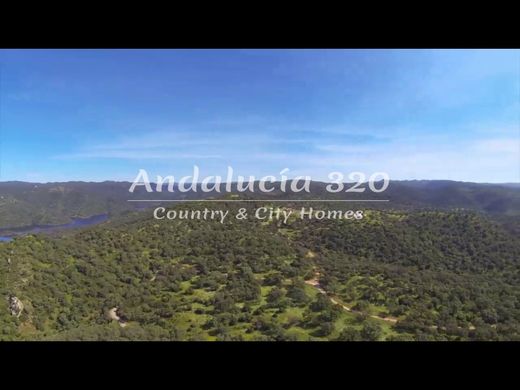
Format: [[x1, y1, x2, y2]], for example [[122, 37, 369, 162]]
[[1, 203, 519, 341]]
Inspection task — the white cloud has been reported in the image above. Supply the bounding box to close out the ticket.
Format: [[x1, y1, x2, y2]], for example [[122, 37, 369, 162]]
[[472, 138, 520, 154]]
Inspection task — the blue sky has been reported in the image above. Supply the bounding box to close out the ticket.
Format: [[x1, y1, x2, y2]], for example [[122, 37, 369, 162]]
[[0, 49, 518, 183]]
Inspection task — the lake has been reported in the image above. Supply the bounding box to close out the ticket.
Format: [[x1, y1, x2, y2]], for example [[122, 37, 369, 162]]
[[0, 214, 109, 242]]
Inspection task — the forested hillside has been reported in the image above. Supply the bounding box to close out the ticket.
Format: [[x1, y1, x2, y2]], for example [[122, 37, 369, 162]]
[[1, 180, 519, 229], [0, 182, 135, 228], [1, 202, 519, 341]]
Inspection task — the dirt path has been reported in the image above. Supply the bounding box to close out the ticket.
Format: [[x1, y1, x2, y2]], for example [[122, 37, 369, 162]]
[[305, 271, 481, 331], [305, 272, 398, 324]]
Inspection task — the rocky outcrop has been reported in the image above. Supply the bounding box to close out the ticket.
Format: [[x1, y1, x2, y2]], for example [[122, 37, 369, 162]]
[[7, 295, 24, 317], [108, 307, 127, 328]]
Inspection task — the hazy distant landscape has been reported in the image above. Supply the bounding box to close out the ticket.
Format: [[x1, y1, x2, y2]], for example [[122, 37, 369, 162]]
[[1, 180, 519, 230]]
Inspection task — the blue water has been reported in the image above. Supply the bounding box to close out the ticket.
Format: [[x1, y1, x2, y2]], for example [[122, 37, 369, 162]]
[[0, 214, 109, 242]]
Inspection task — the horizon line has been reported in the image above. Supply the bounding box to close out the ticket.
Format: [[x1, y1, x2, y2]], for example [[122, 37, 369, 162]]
[[127, 199, 390, 202], [1, 179, 519, 185]]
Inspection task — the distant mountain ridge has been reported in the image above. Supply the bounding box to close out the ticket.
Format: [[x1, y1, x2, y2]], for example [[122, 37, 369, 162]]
[[0, 180, 519, 229]]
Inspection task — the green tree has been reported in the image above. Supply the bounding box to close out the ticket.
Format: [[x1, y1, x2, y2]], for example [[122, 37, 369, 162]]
[[361, 322, 382, 341]]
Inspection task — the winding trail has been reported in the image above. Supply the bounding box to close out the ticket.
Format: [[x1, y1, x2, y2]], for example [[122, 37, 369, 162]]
[[305, 271, 480, 331], [304, 271, 398, 324]]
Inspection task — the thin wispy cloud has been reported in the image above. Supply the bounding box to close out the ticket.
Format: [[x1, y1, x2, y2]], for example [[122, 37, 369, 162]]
[[55, 150, 223, 160], [472, 138, 520, 154]]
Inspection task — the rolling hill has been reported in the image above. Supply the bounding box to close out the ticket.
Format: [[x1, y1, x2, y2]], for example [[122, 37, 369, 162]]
[[1, 180, 519, 230]]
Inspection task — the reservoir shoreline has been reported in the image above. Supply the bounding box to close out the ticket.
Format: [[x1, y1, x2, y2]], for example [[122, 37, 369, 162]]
[[0, 214, 109, 242]]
